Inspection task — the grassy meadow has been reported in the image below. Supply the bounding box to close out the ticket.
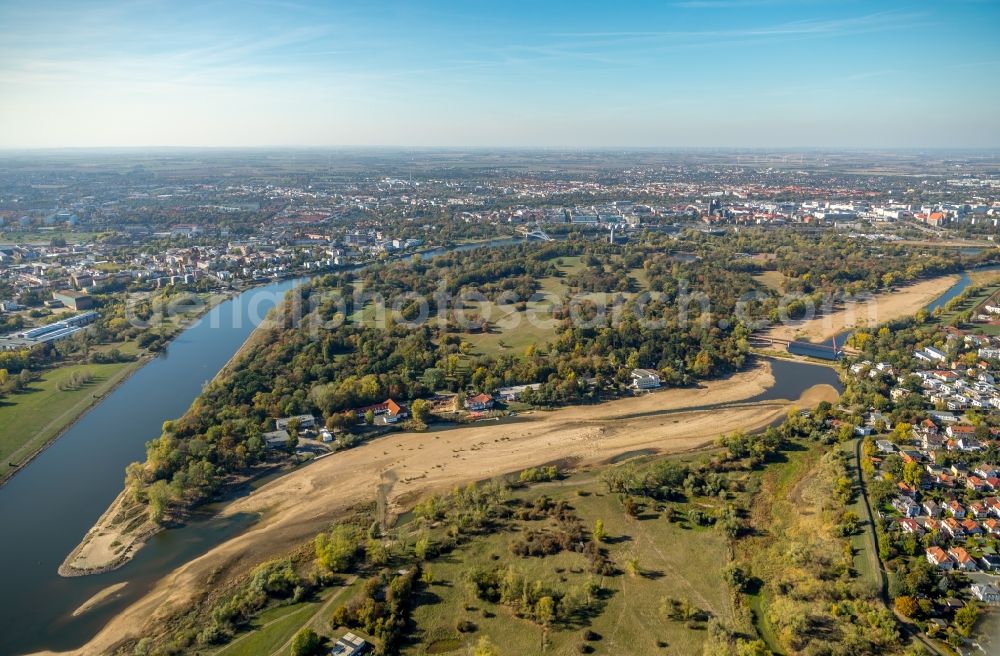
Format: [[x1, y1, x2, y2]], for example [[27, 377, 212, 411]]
[[399, 469, 739, 656]]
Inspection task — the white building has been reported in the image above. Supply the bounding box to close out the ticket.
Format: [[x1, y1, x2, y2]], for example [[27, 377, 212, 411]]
[[630, 369, 661, 390]]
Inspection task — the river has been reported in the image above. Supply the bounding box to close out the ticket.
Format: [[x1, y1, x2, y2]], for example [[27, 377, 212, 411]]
[[788, 265, 1000, 359], [0, 278, 300, 655]]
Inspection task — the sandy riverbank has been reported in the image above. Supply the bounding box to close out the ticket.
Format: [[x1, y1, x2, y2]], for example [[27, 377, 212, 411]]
[[763, 274, 960, 345], [37, 361, 840, 656], [58, 489, 157, 577], [70, 583, 129, 618]]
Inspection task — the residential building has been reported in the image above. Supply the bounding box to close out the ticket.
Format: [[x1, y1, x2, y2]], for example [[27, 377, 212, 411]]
[[926, 546, 954, 570], [630, 368, 661, 390], [465, 393, 494, 411], [972, 583, 1000, 604], [331, 632, 371, 656]]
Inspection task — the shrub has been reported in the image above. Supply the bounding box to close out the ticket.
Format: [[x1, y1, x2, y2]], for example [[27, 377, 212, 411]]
[[290, 628, 323, 656]]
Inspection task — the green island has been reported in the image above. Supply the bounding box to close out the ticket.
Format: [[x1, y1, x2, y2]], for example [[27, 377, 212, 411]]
[[56, 227, 1000, 655]]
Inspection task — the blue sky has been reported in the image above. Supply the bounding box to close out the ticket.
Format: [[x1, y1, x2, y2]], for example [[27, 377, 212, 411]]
[[0, 0, 998, 148]]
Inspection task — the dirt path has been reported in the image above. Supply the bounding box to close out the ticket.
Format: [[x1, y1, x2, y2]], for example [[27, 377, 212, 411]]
[[36, 362, 840, 656]]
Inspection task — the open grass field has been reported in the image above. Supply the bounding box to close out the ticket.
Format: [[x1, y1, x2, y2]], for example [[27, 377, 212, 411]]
[[399, 468, 741, 656], [212, 601, 319, 656], [462, 254, 656, 359], [0, 360, 139, 478], [461, 256, 579, 358], [969, 268, 1000, 287], [458, 304, 559, 357], [841, 440, 881, 594], [936, 271, 1000, 335], [753, 270, 787, 293], [197, 458, 745, 656], [0, 230, 102, 244], [629, 264, 651, 291], [210, 577, 363, 656]]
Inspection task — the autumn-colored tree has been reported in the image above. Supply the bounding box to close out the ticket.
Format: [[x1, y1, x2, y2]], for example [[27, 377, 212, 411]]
[[593, 519, 606, 543], [894, 595, 919, 618], [411, 398, 432, 423]]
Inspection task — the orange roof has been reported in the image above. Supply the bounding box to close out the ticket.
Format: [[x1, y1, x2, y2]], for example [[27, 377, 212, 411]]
[[928, 546, 949, 561], [949, 547, 973, 564]]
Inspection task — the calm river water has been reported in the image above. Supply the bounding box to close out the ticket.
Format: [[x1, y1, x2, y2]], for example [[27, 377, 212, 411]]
[[0, 278, 300, 654]]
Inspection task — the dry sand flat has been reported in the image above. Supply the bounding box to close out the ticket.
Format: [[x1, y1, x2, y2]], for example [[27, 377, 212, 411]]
[[70, 583, 128, 618], [764, 274, 959, 345], [38, 361, 840, 656], [60, 491, 156, 577]]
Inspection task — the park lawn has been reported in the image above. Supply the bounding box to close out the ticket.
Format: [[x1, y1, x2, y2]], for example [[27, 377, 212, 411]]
[[212, 601, 319, 656], [0, 359, 139, 478], [753, 271, 787, 293], [459, 257, 585, 358], [553, 255, 585, 276], [402, 471, 738, 656], [0, 230, 102, 244], [460, 299, 560, 358], [629, 265, 651, 291], [535, 256, 584, 298]]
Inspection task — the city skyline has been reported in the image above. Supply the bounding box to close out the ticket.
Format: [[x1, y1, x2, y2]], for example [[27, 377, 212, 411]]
[[1, 0, 999, 149]]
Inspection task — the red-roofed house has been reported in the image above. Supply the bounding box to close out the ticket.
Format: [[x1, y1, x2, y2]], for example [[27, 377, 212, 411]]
[[970, 500, 989, 518], [464, 393, 495, 411], [943, 517, 966, 539], [927, 546, 954, 570], [355, 398, 410, 423], [948, 424, 977, 439], [949, 546, 977, 571], [968, 476, 988, 492], [962, 519, 983, 536]]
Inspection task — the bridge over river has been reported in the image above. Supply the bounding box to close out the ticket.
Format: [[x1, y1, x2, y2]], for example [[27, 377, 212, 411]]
[[749, 334, 856, 361]]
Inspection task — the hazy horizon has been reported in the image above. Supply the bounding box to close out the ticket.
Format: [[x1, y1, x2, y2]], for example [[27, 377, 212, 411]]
[[2, 0, 999, 149]]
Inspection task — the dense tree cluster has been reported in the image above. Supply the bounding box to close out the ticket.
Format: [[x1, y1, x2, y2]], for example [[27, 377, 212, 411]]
[[120, 232, 993, 517], [329, 567, 419, 655]]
